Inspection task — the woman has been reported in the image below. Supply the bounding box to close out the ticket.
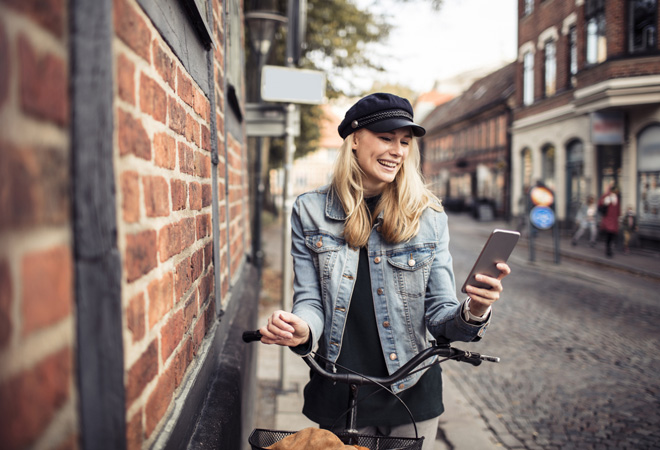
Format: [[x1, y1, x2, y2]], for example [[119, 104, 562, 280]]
[[259, 93, 511, 449], [599, 184, 621, 257], [571, 195, 597, 247]]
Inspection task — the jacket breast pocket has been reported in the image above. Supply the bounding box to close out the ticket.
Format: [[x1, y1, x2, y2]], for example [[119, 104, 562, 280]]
[[386, 247, 434, 300], [305, 233, 344, 281]]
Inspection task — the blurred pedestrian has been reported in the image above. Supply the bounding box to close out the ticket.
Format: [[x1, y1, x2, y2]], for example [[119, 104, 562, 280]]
[[571, 195, 597, 247], [258, 93, 511, 450], [598, 184, 621, 257], [621, 206, 638, 254]]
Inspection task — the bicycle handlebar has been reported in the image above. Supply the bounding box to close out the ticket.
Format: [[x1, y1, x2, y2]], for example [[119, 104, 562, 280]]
[[242, 330, 499, 386]]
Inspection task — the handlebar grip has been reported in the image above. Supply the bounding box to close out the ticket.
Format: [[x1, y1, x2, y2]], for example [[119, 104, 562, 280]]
[[242, 330, 262, 343]]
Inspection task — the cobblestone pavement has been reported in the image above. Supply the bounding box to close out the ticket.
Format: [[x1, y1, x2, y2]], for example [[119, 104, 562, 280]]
[[447, 216, 660, 449]]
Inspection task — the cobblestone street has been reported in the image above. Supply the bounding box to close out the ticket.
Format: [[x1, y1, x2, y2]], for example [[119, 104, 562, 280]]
[[447, 216, 660, 449]]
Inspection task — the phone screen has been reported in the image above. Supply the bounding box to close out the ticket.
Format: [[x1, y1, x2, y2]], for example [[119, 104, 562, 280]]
[[461, 229, 520, 293]]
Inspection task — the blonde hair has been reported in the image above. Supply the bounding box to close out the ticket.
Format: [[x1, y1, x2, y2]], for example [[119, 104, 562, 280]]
[[331, 131, 443, 248]]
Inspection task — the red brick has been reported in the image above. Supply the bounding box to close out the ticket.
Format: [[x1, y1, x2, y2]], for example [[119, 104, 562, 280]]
[[140, 73, 167, 124], [117, 53, 135, 105], [160, 309, 184, 362], [195, 152, 211, 178], [114, 0, 151, 63], [126, 410, 144, 450], [198, 270, 213, 304], [185, 113, 200, 146], [154, 132, 176, 169], [0, 143, 69, 230], [121, 171, 140, 223], [125, 340, 158, 405], [0, 347, 71, 449], [177, 68, 194, 107], [18, 34, 68, 126], [192, 309, 207, 355], [125, 230, 157, 282], [0, 260, 11, 348], [178, 142, 195, 175], [175, 257, 192, 300], [118, 109, 151, 160], [196, 213, 210, 240], [189, 182, 202, 210], [21, 246, 72, 335], [158, 222, 181, 262], [201, 183, 212, 208], [143, 176, 170, 218], [126, 292, 145, 343], [171, 179, 187, 211], [191, 248, 204, 282], [201, 125, 211, 152], [0, 21, 9, 107], [168, 96, 186, 135], [183, 292, 198, 329], [203, 242, 213, 269], [148, 272, 173, 328], [3, 0, 65, 38], [153, 42, 175, 91], [181, 217, 196, 249], [192, 89, 210, 122]]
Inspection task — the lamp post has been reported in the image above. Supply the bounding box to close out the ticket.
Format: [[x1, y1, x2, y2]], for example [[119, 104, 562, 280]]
[[245, 10, 286, 269]]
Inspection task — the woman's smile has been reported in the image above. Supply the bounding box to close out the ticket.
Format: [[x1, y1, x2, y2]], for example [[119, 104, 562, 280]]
[[353, 127, 411, 195]]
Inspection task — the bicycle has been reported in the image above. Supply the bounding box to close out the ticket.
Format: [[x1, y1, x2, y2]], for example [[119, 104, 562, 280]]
[[243, 330, 500, 450]]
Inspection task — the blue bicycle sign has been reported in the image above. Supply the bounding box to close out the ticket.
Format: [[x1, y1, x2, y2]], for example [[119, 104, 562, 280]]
[[529, 206, 555, 230]]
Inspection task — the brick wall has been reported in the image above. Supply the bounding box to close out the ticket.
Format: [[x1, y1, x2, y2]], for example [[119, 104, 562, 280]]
[[0, 0, 251, 448], [113, 0, 248, 448], [0, 1, 77, 449]]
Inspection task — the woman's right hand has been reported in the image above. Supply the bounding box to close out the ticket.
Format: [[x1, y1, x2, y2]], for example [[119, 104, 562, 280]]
[[259, 310, 310, 347]]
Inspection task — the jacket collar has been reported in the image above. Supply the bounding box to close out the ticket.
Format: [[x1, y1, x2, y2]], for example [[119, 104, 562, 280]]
[[324, 185, 385, 221]]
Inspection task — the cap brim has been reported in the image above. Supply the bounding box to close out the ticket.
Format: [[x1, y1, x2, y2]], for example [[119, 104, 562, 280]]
[[365, 118, 426, 137]]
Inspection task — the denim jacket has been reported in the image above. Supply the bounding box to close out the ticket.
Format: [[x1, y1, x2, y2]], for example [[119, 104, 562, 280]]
[[291, 186, 489, 393]]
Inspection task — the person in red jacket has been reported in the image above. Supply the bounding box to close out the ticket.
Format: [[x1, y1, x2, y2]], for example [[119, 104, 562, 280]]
[[598, 183, 621, 257]]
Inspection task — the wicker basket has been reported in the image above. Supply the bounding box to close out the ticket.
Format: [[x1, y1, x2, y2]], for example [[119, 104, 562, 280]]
[[248, 428, 424, 450]]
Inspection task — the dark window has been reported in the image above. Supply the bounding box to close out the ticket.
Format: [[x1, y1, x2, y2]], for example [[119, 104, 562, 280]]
[[568, 26, 578, 86], [585, 0, 607, 64], [628, 0, 657, 53], [524, 0, 534, 16]]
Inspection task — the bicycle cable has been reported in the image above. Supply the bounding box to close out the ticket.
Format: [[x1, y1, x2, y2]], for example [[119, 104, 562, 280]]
[[313, 352, 420, 440]]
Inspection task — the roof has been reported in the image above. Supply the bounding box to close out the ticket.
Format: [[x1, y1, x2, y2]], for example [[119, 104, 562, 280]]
[[420, 62, 516, 132]]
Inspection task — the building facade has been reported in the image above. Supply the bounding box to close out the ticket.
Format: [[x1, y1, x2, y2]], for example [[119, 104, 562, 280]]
[[0, 0, 258, 449], [512, 0, 660, 244], [420, 63, 516, 219]]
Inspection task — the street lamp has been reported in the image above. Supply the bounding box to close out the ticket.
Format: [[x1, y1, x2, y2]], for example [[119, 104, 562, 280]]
[[245, 10, 287, 269]]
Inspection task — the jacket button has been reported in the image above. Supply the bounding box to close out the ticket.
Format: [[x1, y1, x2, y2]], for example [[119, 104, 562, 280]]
[[377, 288, 384, 295], [376, 226, 382, 233], [389, 353, 397, 360], [316, 239, 323, 248], [374, 256, 381, 263], [383, 321, 390, 328], [398, 383, 405, 390]]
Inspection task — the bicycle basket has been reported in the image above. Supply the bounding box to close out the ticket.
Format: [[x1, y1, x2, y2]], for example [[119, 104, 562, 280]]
[[248, 428, 424, 450]]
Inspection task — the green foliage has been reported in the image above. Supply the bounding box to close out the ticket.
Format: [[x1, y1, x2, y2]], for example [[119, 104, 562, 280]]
[[246, 0, 441, 168]]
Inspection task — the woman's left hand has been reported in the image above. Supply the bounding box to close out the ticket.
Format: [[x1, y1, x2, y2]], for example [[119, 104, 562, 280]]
[[464, 262, 511, 317]]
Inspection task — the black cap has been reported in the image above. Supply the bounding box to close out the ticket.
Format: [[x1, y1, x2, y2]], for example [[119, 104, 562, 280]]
[[338, 92, 426, 139]]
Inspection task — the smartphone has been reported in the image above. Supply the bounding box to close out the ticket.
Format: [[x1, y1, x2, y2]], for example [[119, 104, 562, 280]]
[[461, 229, 520, 293]]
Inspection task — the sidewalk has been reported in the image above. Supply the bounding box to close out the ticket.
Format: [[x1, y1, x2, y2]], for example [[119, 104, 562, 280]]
[[253, 213, 660, 449]]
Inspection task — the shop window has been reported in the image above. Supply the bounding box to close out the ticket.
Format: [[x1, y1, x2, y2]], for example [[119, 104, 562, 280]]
[[544, 39, 556, 97], [638, 124, 660, 225], [628, 0, 657, 54], [566, 140, 586, 222], [523, 51, 535, 106], [585, 0, 607, 65], [541, 144, 556, 190]]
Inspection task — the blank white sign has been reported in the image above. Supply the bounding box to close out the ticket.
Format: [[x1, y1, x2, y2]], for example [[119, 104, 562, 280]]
[[261, 65, 326, 104]]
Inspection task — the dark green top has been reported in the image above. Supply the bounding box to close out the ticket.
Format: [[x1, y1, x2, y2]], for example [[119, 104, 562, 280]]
[[302, 195, 444, 428]]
